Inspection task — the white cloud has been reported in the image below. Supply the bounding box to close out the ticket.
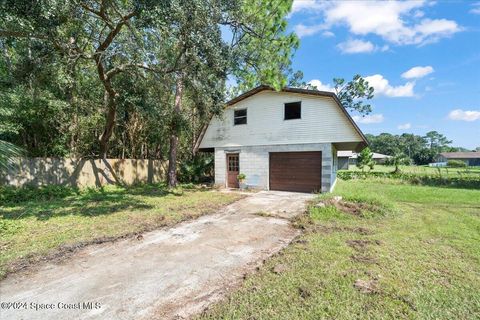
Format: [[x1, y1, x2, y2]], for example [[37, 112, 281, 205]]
[[322, 31, 335, 37], [398, 123, 412, 130], [413, 10, 425, 18], [337, 39, 389, 54], [308, 79, 335, 92], [294, 24, 327, 37], [291, 0, 327, 14], [401, 66, 434, 79], [469, 2, 480, 14], [352, 114, 384, 124], [448, 109, 480, 122], [365, 74, 415, 97], [413, 19, 461, 45], [292, 1, 461, 46], [337, 39, 375, 53]]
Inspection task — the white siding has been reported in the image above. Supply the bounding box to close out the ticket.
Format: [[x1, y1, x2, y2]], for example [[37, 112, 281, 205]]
[[200, 91, 362, 148]]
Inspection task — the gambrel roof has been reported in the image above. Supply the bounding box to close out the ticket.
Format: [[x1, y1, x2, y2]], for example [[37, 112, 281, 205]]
[[225, 85, 368, 144]]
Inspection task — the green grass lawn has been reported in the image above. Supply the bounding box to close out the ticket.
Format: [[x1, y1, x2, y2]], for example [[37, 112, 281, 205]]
[[346, 164, 480, 178], [0, 184, 243, 278], [200, 179, 480, 319]]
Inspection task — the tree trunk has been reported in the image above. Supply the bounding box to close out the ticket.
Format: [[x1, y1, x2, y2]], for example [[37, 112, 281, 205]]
[[167, 77, 183, 188], [99, 90, 116, 159]]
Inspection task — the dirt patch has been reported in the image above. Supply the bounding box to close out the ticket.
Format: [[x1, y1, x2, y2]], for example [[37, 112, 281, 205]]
[[293, 238, 308, 245], [309, 224, 373, 235], [351, 254, 378, 264], [354, 279, 379, 294], [272, 263, 288, 274], [334, 201, 370, 216], [318, 197, 393, 218], [346, 239, 382, 251], [298, 287, 312, 299]]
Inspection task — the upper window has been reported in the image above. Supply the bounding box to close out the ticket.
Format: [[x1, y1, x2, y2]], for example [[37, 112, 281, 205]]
[[284, 102, 301, 120], [234, 109, 247, 125]]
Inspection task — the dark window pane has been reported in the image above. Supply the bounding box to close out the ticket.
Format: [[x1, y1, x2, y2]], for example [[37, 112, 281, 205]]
[[234, 109, 247, 117], [228, 155, 239, 171], [234, 117, 247, 125], [234, 109, 247, 125], [284, 102, 301, 120]]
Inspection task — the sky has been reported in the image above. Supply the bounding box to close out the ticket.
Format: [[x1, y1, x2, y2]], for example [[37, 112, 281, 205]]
[[286, 0, 480, 149]]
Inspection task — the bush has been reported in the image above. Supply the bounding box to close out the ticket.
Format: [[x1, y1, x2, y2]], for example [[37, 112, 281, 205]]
[[447, 160, 467, 168], [0, 185, 78, 204], [178, 154, 214, 183]]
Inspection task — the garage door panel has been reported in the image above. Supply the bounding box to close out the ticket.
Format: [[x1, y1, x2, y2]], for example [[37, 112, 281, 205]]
[[269, 151, 322, 193]]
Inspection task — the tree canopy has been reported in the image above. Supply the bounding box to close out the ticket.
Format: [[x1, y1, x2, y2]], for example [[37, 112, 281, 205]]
[[366, 131, 465, 165], [0, 0, 298, 173]]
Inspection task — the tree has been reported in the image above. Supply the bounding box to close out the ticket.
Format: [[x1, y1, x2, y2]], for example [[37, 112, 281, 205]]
[[366, 133, 402, 156], [424, 131, 452, 151], [366, 131, 458, 165], [356, 147, 374, 172], [333, 75, 374, 115], [391, 153, 409, 174], [1, 1, 186, 158], [289, 71, 374, 116]]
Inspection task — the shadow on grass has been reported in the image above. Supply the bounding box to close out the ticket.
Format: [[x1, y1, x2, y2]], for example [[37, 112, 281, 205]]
[[0, 184, 217, 221], [0, 184, 180, 221], [0, 182, 215, 221]]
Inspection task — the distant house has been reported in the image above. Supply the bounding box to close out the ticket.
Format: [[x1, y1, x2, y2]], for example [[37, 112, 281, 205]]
[[196, 86, 368, 193], [337, 151, 392, 170], [435, 152, 480, 166]]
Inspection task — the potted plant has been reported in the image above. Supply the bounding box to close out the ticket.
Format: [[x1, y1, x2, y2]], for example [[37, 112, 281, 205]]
[[237, 173, 247, 190]]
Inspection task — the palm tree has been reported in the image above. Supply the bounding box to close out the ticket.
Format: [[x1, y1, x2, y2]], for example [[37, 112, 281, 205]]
[[391, 153, 408, 174], [0, 140, 23, 171]]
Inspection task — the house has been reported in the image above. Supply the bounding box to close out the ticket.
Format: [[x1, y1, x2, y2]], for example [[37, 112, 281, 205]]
[[337, 151, 355, 170], [435, 152, 480, 166], [195, 85, 368, 193], [337, 151, 392, 170]]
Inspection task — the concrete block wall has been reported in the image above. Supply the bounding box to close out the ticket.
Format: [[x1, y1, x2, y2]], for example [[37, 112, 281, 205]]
[[330, 145, 338, 192], [214, 143, 335, 192]]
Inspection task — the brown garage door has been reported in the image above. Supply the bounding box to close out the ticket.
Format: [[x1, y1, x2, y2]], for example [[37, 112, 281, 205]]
[[269, 151, 322, 193]]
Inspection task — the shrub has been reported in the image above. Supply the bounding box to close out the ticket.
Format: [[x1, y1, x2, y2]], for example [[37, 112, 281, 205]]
[[447, 160, 467, 168], [357, 147, 374, 171], [0, 185, 78, 204], [178, 154, 214, 183], [237, 173, 246, 181]]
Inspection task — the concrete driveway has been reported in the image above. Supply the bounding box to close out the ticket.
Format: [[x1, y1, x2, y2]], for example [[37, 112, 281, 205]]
[[0, 191, 314, 320]]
